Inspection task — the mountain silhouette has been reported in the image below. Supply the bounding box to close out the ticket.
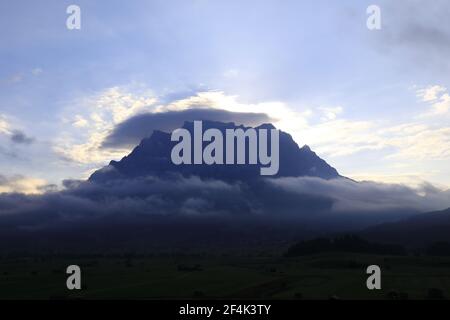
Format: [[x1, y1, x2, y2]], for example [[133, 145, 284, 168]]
[[90, 120, 340, 182], [362, 207, 450, 247]]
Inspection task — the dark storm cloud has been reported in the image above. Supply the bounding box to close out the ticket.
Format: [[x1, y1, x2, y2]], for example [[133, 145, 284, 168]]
[[101, 108, 274, 149], [1, 175, 449, 229], [1, 174, 450, 252]]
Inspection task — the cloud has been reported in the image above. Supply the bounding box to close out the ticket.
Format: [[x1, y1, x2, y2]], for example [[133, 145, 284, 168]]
[[72, 115, 88, 128], [0, 116, 10, 134], [318, 106, 343, 121], [383, 124, 450, 160], [431, 93, 450, 115], [379, 0, 450, 71], [296, 89, 450, 168], [0, 115, 34, 144], [393, 23, 450, 53], [349, 172, 433, 188], [0, 174, 448, 240], [0, 169, 449, 252], [417, 85, 450, 117], [301, 119, 382, 157], [52, 85, 450, 189], [31, 68, 43, 76], [10, 130, 34, 144], [309, 120, 450, 162], [154, 91, 297, 126], [417, 85, 447, 102], [102, 108, 273, 149], [54, 86, 158, 164], [148, 90, 448, 170], [0, 174, 48, 195], [55, 88, 283, 164], [269, 177, 450, 213]]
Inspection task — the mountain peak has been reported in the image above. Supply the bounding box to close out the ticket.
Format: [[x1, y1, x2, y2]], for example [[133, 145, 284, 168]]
[[89, 121, 340, 182], [256, 123, 276, 130]]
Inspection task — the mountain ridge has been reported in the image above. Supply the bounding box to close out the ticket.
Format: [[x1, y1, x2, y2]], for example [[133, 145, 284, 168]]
[[362, 207, 450, 247], [90, 120, 341, 182]]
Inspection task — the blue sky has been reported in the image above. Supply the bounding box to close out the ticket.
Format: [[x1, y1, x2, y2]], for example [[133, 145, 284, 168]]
[[0, 0, 450, 193]]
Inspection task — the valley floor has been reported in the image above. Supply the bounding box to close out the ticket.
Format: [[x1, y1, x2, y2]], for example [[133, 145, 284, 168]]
[[1, 252, 450, 300]]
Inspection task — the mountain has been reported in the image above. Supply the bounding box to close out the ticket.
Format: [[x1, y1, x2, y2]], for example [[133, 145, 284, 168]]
[[362, 208, 450, 247], [90, 120, 340, 182]]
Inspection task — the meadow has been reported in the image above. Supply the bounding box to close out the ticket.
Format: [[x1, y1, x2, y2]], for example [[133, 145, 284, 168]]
[[1, 252, 449, 300]]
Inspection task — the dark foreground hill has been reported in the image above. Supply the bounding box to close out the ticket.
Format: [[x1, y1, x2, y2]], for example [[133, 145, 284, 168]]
[[362, 208, 450, 247]]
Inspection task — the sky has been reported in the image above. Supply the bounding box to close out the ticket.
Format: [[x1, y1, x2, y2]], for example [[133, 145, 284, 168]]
[[0, 0, 450, 194]]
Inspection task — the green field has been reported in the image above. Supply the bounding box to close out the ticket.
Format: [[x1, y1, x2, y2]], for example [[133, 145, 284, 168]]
[[1, 253, 450, 300]]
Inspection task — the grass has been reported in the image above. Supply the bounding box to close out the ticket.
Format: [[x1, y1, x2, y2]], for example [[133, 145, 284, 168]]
[[0, 253, 450, 300]]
